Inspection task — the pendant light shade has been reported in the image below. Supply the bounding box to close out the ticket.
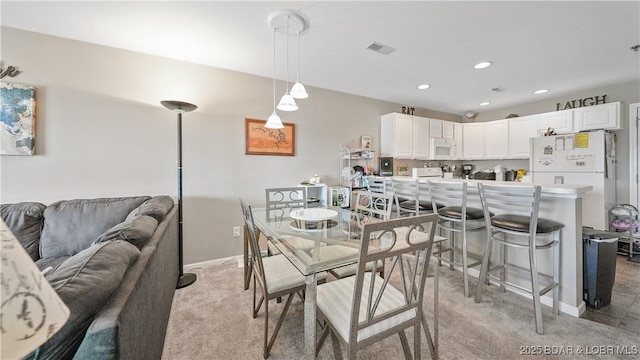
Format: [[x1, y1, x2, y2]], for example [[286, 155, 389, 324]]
[[290, 30, 309, 99], [290, 81, 308, 99], [277, 93, 298, 111], [265, 111, 284, 129]]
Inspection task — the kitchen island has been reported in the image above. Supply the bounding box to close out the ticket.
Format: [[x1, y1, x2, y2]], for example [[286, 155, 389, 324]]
[[369, 176, 593, 317]]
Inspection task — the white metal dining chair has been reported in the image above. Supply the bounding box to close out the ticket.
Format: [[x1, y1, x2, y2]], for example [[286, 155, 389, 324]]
[[316, 214, 438, 360], [328, 191, 394, 279], [240, 198, 326, 358], [474, 183, 562, 335]]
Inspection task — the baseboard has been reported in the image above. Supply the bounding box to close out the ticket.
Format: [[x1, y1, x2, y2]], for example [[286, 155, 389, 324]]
[[184, 256, 239, 271]]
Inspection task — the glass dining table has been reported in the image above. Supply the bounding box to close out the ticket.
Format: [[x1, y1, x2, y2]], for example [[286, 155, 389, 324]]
[[251, 206, 441, 359]]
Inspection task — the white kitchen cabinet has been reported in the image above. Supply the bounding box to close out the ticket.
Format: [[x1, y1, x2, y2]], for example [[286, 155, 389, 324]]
[[536, 109, 574, 135], [574, 102, 621, 131], [413, 116, 431, 159], [381, 113, 431, 159], [484, 119, 509, 159], [429, 119, 442, 138], [453, 122, 463, 159], [381, 113, 413, 158], [429, 119, 454, 139], [462, 122, 485, 159], [508, 115, 537, 159], [442, 121, 454, 139]]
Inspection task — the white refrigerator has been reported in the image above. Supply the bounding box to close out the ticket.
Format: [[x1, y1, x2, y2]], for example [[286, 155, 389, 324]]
[[529, 130, 616, 230]]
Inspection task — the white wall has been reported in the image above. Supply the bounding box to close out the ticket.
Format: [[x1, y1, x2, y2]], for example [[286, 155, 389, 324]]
[[0, 27, 459, 264]]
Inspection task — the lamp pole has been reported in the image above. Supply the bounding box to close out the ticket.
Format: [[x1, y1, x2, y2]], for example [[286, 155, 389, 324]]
[[161, 100, 197, 289]]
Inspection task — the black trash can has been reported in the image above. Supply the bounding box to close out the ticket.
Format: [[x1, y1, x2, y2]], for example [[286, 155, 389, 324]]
[[582, 227, 618, 309]]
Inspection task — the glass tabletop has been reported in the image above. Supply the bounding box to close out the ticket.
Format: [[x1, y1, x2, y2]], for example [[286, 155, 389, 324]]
[[252, 207, 383, 276]]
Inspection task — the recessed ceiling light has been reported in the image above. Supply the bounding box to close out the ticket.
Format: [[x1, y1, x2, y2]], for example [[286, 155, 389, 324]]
[[417, 84, 431, 90], [479, 102, 491, 106], [474, 61, 493, 69], [533, 89, 549, 94]]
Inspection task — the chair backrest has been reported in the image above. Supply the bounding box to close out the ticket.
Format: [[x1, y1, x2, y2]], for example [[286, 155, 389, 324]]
[[428, 180, 468, 215], [239, 198, 267, 291], [391, 178, 419, 208], [348, 214, 438, 345], [354, 190, 394, 220], [367, 176, 386, 194], [477, 183, 542, 235], [265, 187, 307, 209]]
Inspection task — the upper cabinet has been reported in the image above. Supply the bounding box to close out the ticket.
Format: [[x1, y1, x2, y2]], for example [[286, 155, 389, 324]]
[[508, 115, 537, 159], [453, 123, 463, 159], [462, 123, 485, 159], [574, 102, 621, 131], [429, 119, 455, 139], [381, 113, 432, 159], [381, 113, 413, 158], [536, 109, 574, 135], [484, 120, 509, 159]]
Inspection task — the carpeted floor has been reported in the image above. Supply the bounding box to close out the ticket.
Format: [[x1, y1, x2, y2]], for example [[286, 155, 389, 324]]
[[162, 261, 639, 359]]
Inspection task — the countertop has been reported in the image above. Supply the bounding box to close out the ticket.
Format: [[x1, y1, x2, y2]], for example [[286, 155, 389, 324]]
[[369, 175, 593, 198]]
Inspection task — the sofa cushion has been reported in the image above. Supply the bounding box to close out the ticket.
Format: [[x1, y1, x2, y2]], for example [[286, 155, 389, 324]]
[[25, 240, 140, 360], [0, 202, 46, 262], [95, 215, 158, 249], [40, 196, 150, 258], [125, 195, 174, 222]]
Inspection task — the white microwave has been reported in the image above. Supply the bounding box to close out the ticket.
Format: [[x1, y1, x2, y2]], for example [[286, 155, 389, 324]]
[[429, 138, 456, 159]]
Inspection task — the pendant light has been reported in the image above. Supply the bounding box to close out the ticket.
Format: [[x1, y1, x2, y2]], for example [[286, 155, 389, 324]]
[[265, 27, 284, 129], [276, 15, 298, 112], [290, 30, 309, 99]]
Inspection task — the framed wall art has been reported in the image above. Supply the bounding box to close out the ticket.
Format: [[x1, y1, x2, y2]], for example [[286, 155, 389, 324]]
[[245, 118, 295, 156], [1, 82, 36, 155]]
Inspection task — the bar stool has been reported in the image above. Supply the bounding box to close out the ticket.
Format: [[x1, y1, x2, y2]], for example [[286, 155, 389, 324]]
[[474, 183, 563, 335], [428, 180, 485, 297], [391, 178, 435, 217]]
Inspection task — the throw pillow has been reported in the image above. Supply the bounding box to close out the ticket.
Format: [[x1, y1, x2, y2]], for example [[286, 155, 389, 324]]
[[125, 195, 174, 222], [95, 215, 158, 249], [24, 240, 140, 360], [0, 202, 46, 262], [40, 196, 150, 258]]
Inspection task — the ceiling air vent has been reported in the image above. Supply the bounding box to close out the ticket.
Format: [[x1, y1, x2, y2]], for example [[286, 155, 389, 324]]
[[366, 41, 396, 55], [491, 87, 507, 93]]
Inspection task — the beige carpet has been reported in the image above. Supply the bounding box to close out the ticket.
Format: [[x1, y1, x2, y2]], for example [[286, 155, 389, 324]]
[[162, 261, 639, 359]]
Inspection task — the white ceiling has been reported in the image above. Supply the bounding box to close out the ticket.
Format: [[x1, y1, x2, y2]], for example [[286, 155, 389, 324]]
[[2, 1, 639, 115]]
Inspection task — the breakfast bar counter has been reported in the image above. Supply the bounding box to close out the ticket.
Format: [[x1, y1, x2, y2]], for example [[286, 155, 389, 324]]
[[373, 176, 593, 317]]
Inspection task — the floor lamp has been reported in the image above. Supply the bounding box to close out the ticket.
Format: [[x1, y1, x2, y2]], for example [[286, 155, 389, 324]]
[[161, 100, 198, 289]]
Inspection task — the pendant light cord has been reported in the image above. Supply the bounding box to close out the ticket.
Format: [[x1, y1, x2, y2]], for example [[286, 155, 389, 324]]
[[272, 28, 276, 109], [285, 15, 290, 93], [296, 30, 301, 80]]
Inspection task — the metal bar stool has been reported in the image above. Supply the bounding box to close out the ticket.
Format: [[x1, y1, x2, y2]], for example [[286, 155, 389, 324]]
[[428, 180, 485, 297], [474, 183, 563, 335]]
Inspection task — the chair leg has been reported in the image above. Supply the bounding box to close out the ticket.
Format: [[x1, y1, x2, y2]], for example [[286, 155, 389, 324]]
[[461, 227, 470, 297], [499, 232, 506, 292], [331, 330, 345, 360], [316, 324, 330, 356], [553, 232, 560, 315], [398, 330, 412, 360], [529, 243, 544, 335], [265, 293, 295, 358], [448, 224, 454, 270], [263, 299, 269, 358], [474, 227, 494, 303]]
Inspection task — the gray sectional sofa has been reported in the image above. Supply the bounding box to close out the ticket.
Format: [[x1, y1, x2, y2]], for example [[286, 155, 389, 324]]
[[1, 195, 179, 360]]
